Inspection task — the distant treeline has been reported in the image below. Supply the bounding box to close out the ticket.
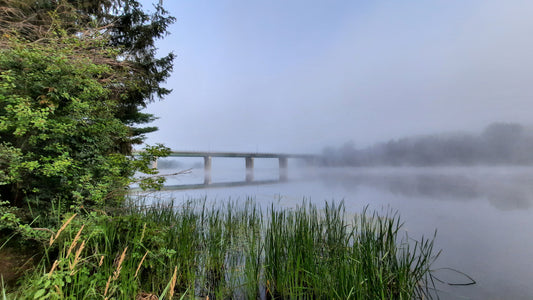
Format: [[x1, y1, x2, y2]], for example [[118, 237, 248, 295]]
[[321, 123, 533, 166]]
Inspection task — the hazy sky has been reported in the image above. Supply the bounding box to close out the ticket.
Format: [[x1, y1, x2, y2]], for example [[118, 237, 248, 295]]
[[140, 0, 533, 153]]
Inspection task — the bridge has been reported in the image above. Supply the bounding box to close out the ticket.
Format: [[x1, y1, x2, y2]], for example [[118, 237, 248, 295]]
[[150, 151, 318, 190]]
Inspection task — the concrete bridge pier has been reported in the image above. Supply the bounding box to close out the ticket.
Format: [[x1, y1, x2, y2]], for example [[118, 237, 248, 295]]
[[204, 156, 212, 185], [245, 157, 254, 182], [279, 157, 288, 182]]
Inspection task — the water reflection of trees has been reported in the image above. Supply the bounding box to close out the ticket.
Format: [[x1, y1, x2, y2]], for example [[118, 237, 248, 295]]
[[318, 169, 533, 211]]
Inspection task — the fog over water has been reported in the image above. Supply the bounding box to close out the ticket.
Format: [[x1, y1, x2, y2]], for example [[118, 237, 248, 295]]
[[135, 0, 533, 298], [138, 164, 533, 299]]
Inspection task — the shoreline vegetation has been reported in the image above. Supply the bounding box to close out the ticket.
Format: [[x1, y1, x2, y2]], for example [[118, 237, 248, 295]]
[[2, 198, 441, 299], [0, 1, 449, 299]]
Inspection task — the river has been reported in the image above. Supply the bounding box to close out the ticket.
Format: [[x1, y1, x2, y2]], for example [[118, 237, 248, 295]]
[[140, 158, 533, 299]]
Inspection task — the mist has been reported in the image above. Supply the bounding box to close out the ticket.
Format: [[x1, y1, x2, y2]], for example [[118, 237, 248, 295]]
[[321, 122, 533, 166], [132, 2, 533, 298], [140, 0, 533, 154]]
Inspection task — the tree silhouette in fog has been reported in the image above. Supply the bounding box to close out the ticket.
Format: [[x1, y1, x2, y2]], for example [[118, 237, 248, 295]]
[[321, 122, 533, 166]]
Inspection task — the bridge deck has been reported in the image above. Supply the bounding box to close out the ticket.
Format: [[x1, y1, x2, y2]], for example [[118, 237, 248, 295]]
[[167, 151, 316, 159]]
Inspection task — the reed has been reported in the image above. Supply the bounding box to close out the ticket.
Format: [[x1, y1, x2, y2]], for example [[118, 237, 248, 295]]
[[263, 202, 439, 299], [9, 197, 441, 299]]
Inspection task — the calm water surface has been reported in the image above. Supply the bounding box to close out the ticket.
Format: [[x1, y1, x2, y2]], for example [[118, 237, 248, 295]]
[[141, 159, 533, 299]]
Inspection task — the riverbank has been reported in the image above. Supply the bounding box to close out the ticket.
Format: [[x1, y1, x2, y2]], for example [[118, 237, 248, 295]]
[[2, 198, 439, 299]]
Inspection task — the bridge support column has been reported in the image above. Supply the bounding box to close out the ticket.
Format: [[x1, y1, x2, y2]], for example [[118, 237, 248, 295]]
[[245, 157, 254, 182], [279, 157, 288, 182], [204, 156, 212, 185]]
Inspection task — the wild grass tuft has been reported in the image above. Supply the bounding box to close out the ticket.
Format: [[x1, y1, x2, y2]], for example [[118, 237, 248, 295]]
[[8, 197, 440, 299]]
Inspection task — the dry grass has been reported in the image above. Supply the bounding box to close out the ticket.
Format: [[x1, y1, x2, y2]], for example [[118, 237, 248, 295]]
[[113, 247, 128, 280], [69, 240, 85, 272], [48, 260, 59, 278], [135, 251, 148, 278], [168, 266, 177, 299], [66, 224, 84, 258], [50, 213, 77, 246], [103, 275, 112, 297]]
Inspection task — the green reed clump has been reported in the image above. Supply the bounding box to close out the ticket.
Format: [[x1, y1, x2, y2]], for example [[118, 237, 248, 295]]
[[8, 198, 439, 299], [10, 200, 201, 299], [263, 203, 439, 299]]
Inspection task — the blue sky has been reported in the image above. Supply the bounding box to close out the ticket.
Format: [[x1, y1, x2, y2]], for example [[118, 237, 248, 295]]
[[140, 0, 533, 153]]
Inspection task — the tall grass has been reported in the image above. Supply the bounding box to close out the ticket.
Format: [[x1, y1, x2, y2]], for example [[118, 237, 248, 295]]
[[6, 198, 440, 299]]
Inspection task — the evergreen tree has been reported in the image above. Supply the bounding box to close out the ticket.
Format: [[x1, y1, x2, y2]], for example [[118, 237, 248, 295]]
[[0, 0, 175, 152], [0, 0, 172, 217]]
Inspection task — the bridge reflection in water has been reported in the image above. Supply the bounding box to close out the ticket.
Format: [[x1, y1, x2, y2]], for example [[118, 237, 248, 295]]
[[154, 151, 317, 190]]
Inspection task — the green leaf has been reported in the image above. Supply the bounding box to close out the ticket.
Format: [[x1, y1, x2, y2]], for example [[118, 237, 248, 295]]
[[33, 289, 46, 299]]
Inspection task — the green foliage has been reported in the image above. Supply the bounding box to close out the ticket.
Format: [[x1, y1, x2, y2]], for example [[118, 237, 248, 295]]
[[0, 31, 171, 227], [0, 0, 176, 149], [0, 201, 20, 232], [0, 37, 127, 211], [0, 4, 178, 296], [0, 201, 49, 244], [132, 144, 171, 190]]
